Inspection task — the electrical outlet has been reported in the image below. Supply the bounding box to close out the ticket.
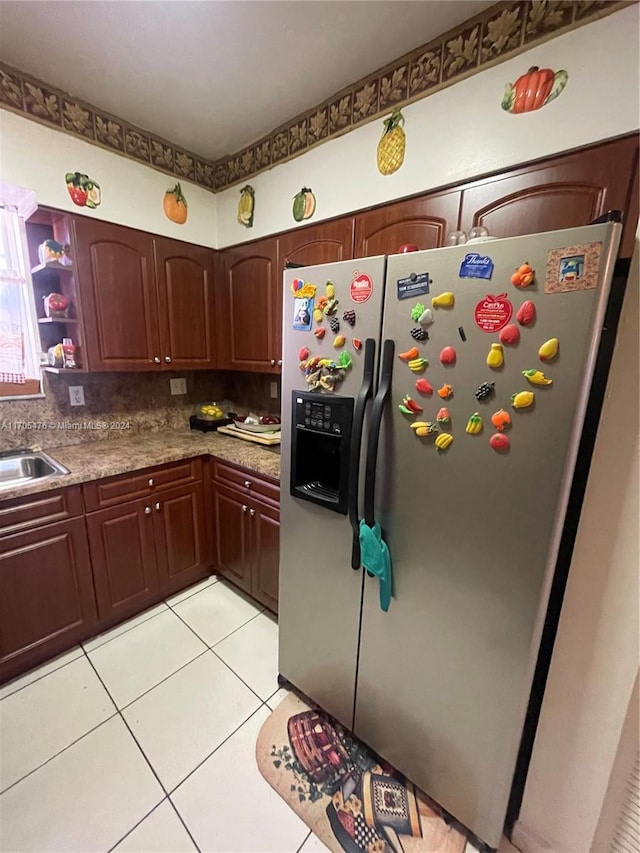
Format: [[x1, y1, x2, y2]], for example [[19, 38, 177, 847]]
[[69, 386, 85, 406], [170, 378, 187, 395], [270, 382, 279, 399]]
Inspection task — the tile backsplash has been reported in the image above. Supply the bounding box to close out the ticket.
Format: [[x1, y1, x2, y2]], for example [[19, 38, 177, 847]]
[[0, 370, 281, 450]]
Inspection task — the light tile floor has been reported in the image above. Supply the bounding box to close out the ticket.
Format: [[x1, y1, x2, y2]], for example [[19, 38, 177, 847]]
[[0, 576, 516, 853]]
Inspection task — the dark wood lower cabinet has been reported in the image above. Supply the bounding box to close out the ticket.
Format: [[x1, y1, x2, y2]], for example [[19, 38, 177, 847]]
[[214, 484, 252, 595], [86, 497, 159, 622], [251, 499, 280, 612], [154, 482, 209, 595], [0, 516, 98, 683]]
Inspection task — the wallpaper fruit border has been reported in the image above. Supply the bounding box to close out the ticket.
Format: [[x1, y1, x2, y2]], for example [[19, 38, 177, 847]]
[[0, 0, 631, 194]]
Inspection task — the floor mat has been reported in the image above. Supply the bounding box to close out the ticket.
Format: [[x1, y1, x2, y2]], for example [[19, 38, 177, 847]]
[[256, 693, 468, 853]]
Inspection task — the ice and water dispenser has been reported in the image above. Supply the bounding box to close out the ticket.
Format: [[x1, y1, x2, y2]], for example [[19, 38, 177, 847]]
[[290, 391, 353, 514]]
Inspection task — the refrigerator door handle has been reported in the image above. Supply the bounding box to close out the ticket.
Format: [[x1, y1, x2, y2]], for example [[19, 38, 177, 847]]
[[364, 338, 395, 528], [348, 338, 376, 569]]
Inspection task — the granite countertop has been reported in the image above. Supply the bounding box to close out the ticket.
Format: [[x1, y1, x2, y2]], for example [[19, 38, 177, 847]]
[[0, 431, 281, 502]]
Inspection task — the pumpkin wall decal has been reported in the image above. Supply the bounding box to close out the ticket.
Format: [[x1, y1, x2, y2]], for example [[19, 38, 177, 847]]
[[502, 66, 568, 114]]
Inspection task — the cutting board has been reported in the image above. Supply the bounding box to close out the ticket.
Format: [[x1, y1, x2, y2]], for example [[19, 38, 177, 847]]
[[217, 424, 281, 446]]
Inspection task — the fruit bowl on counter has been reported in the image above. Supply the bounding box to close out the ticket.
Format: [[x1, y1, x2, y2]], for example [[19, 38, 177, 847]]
[[233, 414, 281, 434], [189, 402, 233, 432]]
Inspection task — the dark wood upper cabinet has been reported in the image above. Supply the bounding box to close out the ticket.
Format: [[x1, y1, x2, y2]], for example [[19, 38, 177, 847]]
[[0, 516, 97, 683], [154, 238, 216, 369], [216, 237, 278, 372], [354, 190, 461, 257], [459, 136, 639, 257], [74, 217, 160, 371]]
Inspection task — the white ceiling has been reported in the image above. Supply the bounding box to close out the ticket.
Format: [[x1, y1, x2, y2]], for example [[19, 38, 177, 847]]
[[0, 0, 493, 161]]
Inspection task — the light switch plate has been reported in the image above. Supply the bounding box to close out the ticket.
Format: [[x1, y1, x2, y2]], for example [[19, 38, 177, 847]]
[[170, 378, 187, 395], [270, 382, 278, 399], [69, 386, 85, 406]]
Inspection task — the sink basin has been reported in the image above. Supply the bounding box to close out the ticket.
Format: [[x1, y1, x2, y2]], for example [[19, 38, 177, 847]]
[[0, 449, 70, 493]]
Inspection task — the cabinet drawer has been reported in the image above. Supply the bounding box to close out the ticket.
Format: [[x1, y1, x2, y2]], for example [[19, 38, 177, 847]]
[[0, 486, 83, 537], [212, 459, 279, 505], [83, 458, 203, 511]]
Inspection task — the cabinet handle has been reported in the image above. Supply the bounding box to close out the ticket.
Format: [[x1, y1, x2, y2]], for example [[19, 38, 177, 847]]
[[277, 359, 282, 367], [164, 356, 172, 363], [242, 504, 247, 512], [270, 359, 276, 366], [154, 502, 161, 511], [249, 508, 256, 517], [148, 478, 154, 487], [144, 506, 152, 515], [153, 356, 161, 364], [244, 480, 251, 488]]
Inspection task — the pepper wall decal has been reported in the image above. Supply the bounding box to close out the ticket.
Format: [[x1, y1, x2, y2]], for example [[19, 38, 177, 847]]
[[502, 66, 568, 114]]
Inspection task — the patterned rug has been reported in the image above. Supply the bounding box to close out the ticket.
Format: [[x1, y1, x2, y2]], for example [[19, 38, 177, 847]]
[[256, 692, 468, 853]]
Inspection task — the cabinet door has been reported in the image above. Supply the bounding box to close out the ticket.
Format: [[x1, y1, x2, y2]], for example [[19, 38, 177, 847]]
[[74, 218, 160, 371], [276, 219, 355, 361], [354, 190, 461, 257], [86, 498, 158, 621], [459, 136, 639, 256], [154, 238, 216, 369], [217, 237, 278, 371], [250, 500, 280, 614], [0, 517, 97, 683], [154, 482, 210, 595], [212, 484, 251, 594]]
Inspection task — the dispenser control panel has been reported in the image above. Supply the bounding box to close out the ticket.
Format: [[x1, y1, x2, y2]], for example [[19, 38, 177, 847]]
[[294, 395, 349, 435]]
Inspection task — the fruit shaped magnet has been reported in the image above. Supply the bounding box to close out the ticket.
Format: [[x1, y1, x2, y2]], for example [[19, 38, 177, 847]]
[[298, 346, 310, 361], [411, 302, 426, 322], [523, 369, 552, 386], [475, 381, 495, 402], [398, 346, 420, 362], [66, 172, 101, 209], [408, 357, 428, 373], [353, 338, 362, 350], [491, 409, 511, 431], [317, 295, 328, 312], [435, 432, 454, 451], [436, 407, 451, 426], [465, 412, 484, 435], [440, 346, 456, 366], [402, 395, 423, 414], [293, 187, 316, 222], [237, 185, 255, 227], [377, 107, 406, 176], [502, 66, 568, 114], [313, 308, 324, 323], [343, 309, 356, 327], [511, 390, 535, 409], [511, 263, 535, 288], [410, 327, 428, 341], [163, 183, 187, 223], [438, 383, 453, 400], [326, 282, 335, 299], [432, 292, 455, 309], [333, 335, 346, 348], [538, 338, 559, 362], [516, 300, 536, 326], [324, 298, 339, 316], [338, 351, 353, 368], [314, 327, 326, 339], [490, 433, 510, 452], [499, 324, 520, 345], [410, 421, 438, 435], [486, 343, 504, 368], [329, 317, 340, 333], [415, 378, 433, 395]]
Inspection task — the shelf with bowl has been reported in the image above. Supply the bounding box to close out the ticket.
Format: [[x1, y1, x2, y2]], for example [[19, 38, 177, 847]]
[[31, 260, 74, 275]]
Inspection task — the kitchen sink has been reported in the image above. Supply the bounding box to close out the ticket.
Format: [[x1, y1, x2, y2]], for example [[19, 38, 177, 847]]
[[0, 449, 70, 493]]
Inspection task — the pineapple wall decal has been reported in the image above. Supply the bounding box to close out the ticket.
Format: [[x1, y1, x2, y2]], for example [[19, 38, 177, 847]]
[[377, 108, 406, 176], [237, 185, 255, 227]]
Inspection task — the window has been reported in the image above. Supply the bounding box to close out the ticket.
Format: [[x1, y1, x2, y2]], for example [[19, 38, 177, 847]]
[[0, 188, 41, 399]]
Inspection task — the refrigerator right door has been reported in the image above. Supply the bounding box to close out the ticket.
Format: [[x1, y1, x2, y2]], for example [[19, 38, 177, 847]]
[[353, 223, 621, 848]]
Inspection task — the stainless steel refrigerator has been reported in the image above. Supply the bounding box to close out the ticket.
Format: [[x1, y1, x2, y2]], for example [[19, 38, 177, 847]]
[[278, 220, 622, 849]]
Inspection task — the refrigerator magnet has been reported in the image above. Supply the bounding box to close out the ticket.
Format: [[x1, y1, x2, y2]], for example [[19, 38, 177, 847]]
[[292, 295, 314, 331], [474, 293, 513, 332], [459, 252, 494, 280], [396, 272, 430, 300], [545, 242, 602, 293], [349, 271, 374, 303]]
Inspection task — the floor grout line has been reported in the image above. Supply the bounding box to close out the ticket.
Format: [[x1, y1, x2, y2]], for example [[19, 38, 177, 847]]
[[166, 794, 202, 853], [106, 795, 170, 853], [116, 648, 210, 713], [81, 604, 170, 654], [163, 575, 220, 609], [0, 646, 84, 703]]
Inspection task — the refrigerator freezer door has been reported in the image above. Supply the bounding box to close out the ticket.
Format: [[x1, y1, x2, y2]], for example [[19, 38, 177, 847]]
[[279, 257, 386, 728], [353, 224, 621, 847]]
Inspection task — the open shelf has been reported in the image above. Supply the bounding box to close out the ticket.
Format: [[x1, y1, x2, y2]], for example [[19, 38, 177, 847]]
[[38, 317, 79, 324], [31, 261, 74, 275], [42, 366, 89, 375]]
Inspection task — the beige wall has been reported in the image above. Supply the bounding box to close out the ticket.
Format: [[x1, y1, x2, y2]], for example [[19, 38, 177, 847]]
[[513, 232, 640, 853]]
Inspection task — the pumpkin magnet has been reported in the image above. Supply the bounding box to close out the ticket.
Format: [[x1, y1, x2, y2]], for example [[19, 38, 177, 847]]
[[163, 182, 187, 224], [237, 185, 255, 227], [502, 66, 568, 114]]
